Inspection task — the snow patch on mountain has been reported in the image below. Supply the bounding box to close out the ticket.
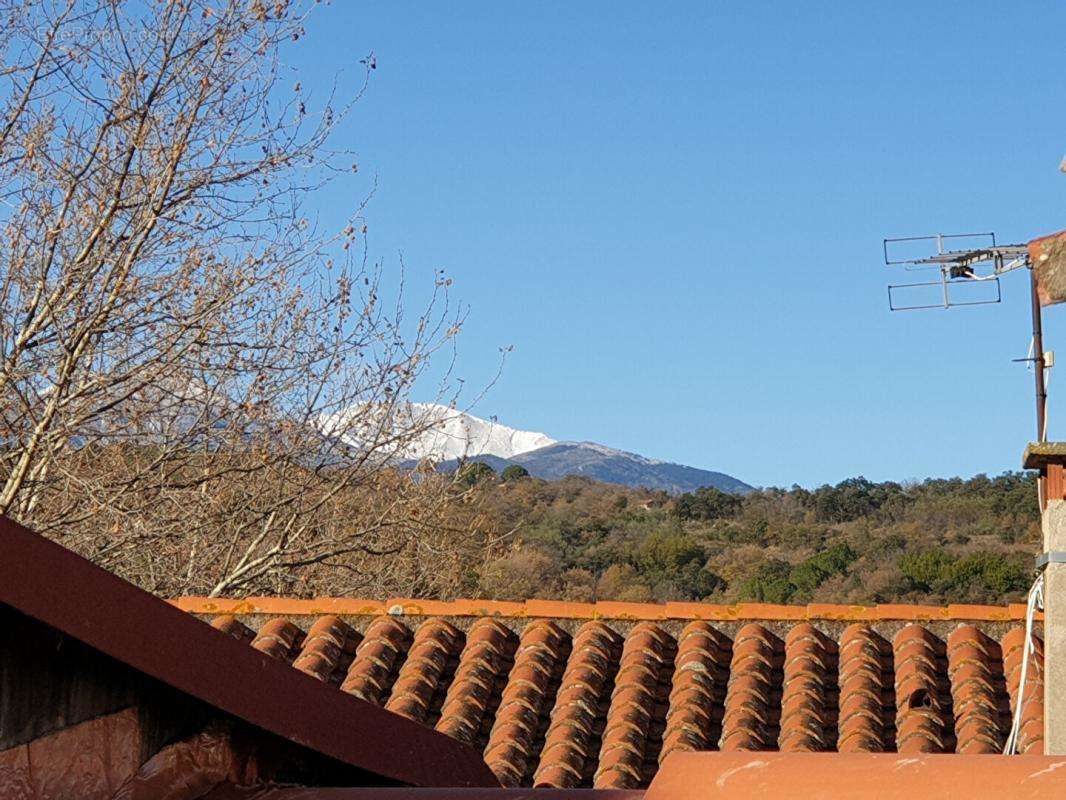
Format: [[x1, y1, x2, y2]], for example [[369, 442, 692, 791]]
[[398, 403, 555, 461]]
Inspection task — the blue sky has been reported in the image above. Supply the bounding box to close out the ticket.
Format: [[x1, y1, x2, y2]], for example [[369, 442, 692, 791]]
[[294, 2, 1066, 488]]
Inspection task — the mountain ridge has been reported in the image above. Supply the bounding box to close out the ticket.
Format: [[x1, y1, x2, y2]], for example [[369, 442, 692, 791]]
[[389, 405, 751, 494], [421, 440, 753, 495]]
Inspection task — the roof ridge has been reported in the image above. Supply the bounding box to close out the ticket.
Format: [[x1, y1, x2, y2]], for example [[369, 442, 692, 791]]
[[172, 596, 1033, 623]]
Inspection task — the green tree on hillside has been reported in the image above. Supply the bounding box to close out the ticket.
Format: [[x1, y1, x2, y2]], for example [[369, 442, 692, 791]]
[[899, 549, 1028, 599], [501, 465, 530, 481], [631, 531, 723, 599], [458, 461, 496, 486], [674, 486, 743, 521]]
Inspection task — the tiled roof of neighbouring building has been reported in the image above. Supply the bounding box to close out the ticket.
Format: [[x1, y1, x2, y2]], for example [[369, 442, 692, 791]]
[[174, 597, 1046, 790]]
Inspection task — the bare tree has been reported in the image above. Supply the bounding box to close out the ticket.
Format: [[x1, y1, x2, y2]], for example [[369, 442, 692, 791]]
[[0, 0, 496, 597]]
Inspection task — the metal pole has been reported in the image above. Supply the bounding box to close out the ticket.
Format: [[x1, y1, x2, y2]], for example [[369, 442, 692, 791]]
[[1032, 266, 1048, 442]]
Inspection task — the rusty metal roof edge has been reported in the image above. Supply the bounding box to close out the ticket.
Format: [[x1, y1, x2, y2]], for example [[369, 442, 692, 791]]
[[175, 596, 1028, 623], [206, 789, 642, 800], [0, 516, 498, 789]]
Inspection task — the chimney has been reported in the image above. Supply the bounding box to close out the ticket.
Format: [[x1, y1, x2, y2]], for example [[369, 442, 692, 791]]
[[1024, 442, 1066, 754]]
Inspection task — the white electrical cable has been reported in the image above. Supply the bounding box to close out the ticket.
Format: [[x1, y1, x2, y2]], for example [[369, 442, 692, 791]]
[[1002, 299, 1054, 753], [960, 270, 1000, 282], [1003, 572, 1044, 754]]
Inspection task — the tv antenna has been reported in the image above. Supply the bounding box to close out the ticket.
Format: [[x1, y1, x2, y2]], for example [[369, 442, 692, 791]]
[[883, 232, 1049, 442]]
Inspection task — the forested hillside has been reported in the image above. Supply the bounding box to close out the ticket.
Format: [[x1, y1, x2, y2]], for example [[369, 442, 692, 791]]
[[470, 469, 1040, 606]]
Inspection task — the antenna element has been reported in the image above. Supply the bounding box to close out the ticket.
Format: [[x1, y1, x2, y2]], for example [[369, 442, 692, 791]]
[[883, 232, 1046, 441]]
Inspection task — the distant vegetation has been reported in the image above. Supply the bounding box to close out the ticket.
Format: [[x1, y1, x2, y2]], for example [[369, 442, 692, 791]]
[[471, 471, 1039, 605]]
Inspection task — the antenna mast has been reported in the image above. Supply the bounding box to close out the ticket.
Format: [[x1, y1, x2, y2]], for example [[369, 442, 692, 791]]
[[1030, 268, 1048, 441]]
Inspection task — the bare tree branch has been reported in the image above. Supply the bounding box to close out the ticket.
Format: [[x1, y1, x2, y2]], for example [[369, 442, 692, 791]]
[[0, 0, 499, 598]]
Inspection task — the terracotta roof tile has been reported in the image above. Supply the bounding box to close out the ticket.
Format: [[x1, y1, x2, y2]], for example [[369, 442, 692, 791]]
[[436, 619, 517, 747], [1002, 626, 1044, 754], [385, 618, 464, 723], [659, 622, 729, 762], [340, 616, 411, 704], [720, 623, 781, 752], [945, 625, 1005, 753], [250, 617, 304, 662], [484, 619, 570, 786], [594, 623, 673, 789], [211, 615, 255, 644], [292, 615, 360, 685], [534, 621, 621, 788], [893, 624, 952, 754], [836, 624, 890, 753], [778, 623, 835, 752], [198, 602, 1045, 788]]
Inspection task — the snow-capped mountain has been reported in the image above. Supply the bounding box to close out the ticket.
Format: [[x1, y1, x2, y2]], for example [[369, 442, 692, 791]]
[[400, 403, 555, 461], [400, 406, 752, 495]]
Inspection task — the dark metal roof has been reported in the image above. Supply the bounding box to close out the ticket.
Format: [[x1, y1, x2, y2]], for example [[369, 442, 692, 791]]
[[0, 515, 497, 788]]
